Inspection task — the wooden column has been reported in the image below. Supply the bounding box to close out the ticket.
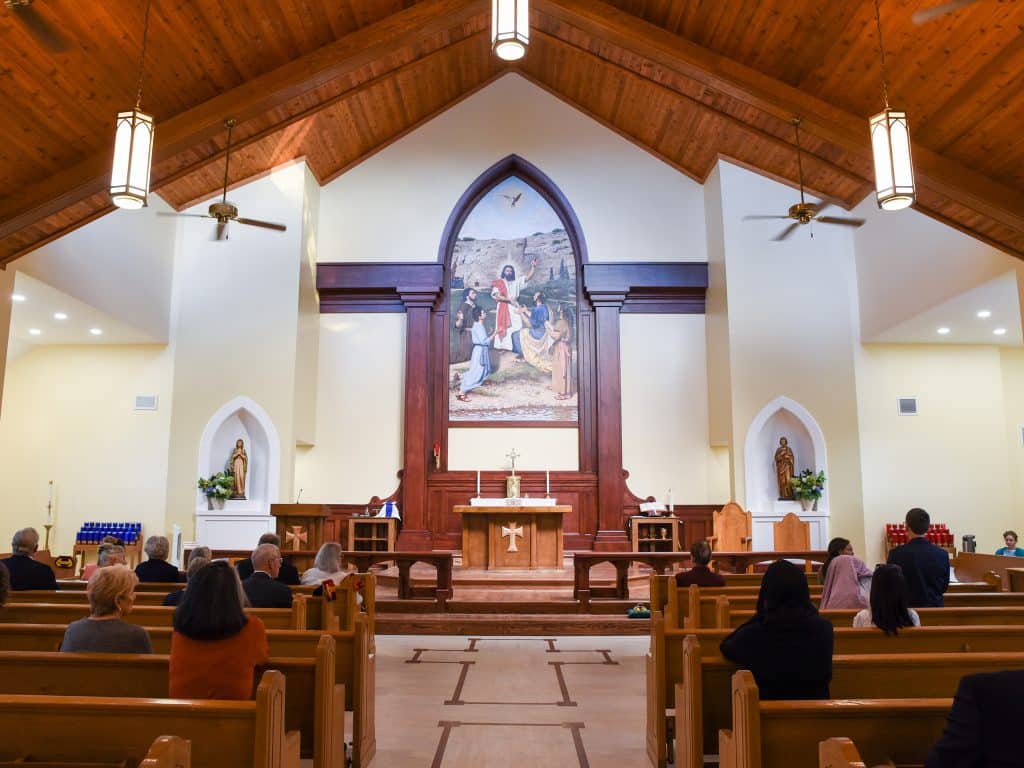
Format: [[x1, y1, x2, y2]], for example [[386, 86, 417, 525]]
[[590, 291, 630, 551], [397, 288, 439, 551]]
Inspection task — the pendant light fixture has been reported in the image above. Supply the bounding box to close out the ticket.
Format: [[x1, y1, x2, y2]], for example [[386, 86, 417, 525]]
[[492, 0, 529, 61], [869, 0, 915, 211], [110, 0, 155, 210]]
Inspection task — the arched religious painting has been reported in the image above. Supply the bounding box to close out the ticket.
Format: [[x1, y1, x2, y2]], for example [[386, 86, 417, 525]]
[[448, 175, 579, 424]]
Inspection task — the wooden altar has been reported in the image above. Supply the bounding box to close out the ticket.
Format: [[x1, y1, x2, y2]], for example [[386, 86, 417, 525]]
[[457, 505, 568, 569]]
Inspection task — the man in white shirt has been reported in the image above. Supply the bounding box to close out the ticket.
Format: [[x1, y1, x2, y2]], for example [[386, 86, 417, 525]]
[[490, 259, 537, 358]]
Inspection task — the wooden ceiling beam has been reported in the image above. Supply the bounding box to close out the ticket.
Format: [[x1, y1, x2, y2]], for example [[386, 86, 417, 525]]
[[534, 0, 1024, 240], [0, 0, 488, 242]]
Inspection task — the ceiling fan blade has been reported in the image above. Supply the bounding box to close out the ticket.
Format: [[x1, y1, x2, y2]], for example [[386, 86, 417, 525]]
[[743, 215, 791, 221], [236, 217, 287, 232], [156, 212, 215, 220], [913, 0, 981, 24], [816, 216, 866, 228], [772, 222, 802, 242], [11, 3, 69, 53]]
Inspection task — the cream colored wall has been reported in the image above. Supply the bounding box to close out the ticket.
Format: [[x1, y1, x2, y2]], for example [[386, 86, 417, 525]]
[[621, 314, 722, 503], [857, 344, 1015, 564], [0, 269, 13, 419], [1001, 348, 1024, 527], [294, 314, 406, 502], [448, 428, 579, 471], [703, 166, 733, 453], [0, 345, 173, 552], [713, 161, 866, 555], [163, 163, 311, 535], [317, 73, 706, 264], [294, 166, 321, 446]]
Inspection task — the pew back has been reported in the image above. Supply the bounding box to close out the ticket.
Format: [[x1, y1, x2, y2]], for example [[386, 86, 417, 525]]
[[0, 601, 307, 630]]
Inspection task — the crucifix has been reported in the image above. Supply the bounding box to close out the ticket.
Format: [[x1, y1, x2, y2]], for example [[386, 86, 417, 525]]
[[505, 447, 522, 499], [501, 521, 524, 552], [506, 448, 521, 476]]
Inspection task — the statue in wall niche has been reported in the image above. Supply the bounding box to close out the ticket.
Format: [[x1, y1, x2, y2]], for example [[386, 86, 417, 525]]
[[774, 437, 795, 500], [229, 439, 248, 500]]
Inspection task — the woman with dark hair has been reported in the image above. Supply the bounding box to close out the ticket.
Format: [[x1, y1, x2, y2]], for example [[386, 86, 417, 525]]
[[720, 559, 833, 700], [819, 537, 853, 583], [169, 560, 268, 700], [853, 564, 920, 634]]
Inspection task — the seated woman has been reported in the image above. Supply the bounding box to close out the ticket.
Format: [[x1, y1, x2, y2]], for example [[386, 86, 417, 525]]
[[820, 554, 872, 610], [135, 535, 185, 583], [996, 530, 1024, 557], [818, 537, 853, 584], [60, 564, 152, 653], [162, 556, 210, 606], [720, 559, 833, 700], [301, 542, 346, 586], [853, 564, 920, 633], [81, 541, 126, 581], [169, 560, 269, 700]]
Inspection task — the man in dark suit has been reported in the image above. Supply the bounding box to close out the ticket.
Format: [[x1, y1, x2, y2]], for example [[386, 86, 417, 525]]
[[242, 544, 293, 609], [1, 528, 58, 591], [135, 535, 185, 583], [676, 540, 727, 587], [926, 669, 1024, 768], [887, 507, 950, 608], [236, 533, 300, 585]]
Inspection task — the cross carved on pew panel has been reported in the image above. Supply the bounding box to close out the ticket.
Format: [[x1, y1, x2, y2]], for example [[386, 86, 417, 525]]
[[502, 521, 524, 552]]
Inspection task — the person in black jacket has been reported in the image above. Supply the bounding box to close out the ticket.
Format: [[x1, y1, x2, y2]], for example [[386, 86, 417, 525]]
[[241, 544, 293, 609], [163, 556, 210, 606], [720, 559, 834, 700], [886, 508, 950, 608], [1, 528, 58, 591], [135, 536, 185, 583], [925, 670, 1024, 768], [236, 533, 300, 585]]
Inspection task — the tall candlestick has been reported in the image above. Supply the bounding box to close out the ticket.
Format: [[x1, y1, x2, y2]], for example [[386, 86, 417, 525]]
[[46, 480, 53, 523], [667, 488, 673, 512], [476, 470, 481, 497], [545, 470, 550, 497]]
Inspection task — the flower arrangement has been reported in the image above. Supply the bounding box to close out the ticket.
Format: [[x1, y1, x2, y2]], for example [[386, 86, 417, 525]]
[[197, 472, 234, 501], [791, 469, 826, 501]]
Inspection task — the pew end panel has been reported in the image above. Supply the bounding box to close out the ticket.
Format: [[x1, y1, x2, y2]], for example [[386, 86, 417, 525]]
[[818, 737, 865, 768]]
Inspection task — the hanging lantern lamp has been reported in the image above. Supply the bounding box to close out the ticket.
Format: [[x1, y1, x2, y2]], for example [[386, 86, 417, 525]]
[[492, 0, 529, 61], [110, 0, 155, 210]]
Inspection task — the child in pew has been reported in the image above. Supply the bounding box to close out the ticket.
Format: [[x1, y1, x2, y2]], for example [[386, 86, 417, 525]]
[[720, 559, 834, 700], [852, 563, 920, 633], [169, 560, 269, 700], [60, 565, 153, 654]]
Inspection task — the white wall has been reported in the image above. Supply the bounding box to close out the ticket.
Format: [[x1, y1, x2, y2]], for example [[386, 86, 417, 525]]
[[294, 314, 406, 502], [0, 345, 173, 553], [0, 269, 13, 420], [856, 344, 1015, 564], [294, 166, 321, 446], [317, 73, 706, 264]]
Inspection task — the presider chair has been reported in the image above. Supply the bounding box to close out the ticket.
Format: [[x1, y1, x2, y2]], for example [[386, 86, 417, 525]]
[[708, 502, 753, 553], [772, 511, 813, 572]]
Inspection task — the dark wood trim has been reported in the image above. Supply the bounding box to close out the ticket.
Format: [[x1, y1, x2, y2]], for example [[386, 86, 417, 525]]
[[583, 262, 708, 313], [317, 262, 444, 313]]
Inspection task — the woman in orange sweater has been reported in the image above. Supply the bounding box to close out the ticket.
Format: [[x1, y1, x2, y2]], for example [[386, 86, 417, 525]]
[[169, 560, 269, 700]]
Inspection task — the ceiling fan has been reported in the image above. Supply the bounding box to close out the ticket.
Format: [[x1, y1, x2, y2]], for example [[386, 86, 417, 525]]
[[159, 119, 287, 241], [3, 0, 69, 53], [742, 117, 865, 242], [912, 0, 987, 25]]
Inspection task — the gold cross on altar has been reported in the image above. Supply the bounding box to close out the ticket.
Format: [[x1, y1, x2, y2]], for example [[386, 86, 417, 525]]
[[506, 448, 520, 476], [285, 525, 308, 551], [501, 521, 524, 552]]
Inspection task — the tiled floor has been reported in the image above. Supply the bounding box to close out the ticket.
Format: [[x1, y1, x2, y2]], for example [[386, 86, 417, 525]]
[[374, 635, 650, 767]]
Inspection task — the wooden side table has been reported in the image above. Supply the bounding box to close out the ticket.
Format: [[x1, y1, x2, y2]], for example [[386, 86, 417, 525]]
[[347, 518, 397, 553], [630, 516, 681, 553]]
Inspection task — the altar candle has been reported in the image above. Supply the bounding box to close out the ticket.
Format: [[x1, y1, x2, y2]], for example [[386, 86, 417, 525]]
[[667, 488, 673, 511], [476, 470, 481, 497], [47, 481, 53, 523], [546, 470, 550, 497]]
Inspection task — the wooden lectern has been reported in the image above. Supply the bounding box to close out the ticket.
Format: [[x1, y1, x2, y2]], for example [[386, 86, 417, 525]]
[[457, 505, 568, 569], [270, 504, 330, 553]]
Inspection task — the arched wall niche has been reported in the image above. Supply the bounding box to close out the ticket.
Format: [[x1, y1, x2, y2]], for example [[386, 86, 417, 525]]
[[193, 396, 280, 548], [743, 396, 830, 549]]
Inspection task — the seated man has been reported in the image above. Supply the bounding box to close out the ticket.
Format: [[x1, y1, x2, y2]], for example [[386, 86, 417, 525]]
[[926, 669, 1024, 768], [163, 556, 210, 607], [135, 535, 185, 583], [1, 527, 57, 590], [242, 544, 293, 609], [887, 507, 950, 608], [676, 540, 726, 587], [236, 533, 300, 585]]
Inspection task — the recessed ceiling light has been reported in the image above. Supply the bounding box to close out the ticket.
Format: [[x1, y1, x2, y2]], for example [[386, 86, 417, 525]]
[[937, 326, 951, 335], [977, 310, 992, 318], [10, 294, 25, 302], [53, 312, 67, 320], [994, 328, 1007, 336], [89, 328, 103, 336], [28, 328, 41, 336]]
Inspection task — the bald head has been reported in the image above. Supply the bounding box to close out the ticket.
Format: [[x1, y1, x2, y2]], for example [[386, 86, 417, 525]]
[[251, 543, 282, 577]]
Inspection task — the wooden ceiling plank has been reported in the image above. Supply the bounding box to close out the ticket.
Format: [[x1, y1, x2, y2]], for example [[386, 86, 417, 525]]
[[0, 0, 488, 240]]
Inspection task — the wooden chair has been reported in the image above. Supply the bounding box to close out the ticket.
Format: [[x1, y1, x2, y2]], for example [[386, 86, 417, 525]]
[[772, 512, 810, 551], [709, 503, 752, 552]]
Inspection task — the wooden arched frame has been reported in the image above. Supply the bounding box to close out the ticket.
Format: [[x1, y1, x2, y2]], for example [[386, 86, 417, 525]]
[[431, 154, 597, 471]]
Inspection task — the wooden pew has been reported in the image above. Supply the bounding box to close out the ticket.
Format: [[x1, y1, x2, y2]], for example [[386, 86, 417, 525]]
[[718, 671, 950, 768], [0, 636, 344, 768], [723, 604, 1024, 629], [0, 599, 308, 630], [0, 734, 190, 768], [674, 636, 1024, 768], [818, 737, 865, 768], [306, 573, 376, 633], [0, 670, 300, 768], [645, 611, 1024, 768]]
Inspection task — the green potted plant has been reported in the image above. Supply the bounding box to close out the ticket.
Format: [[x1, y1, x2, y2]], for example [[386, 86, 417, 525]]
[[198, 472, 234, 510], [791, 469, 825, 511]]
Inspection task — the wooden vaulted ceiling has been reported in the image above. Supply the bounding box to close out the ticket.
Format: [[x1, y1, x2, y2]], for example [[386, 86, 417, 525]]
[[1, 0, 1023, 267]]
